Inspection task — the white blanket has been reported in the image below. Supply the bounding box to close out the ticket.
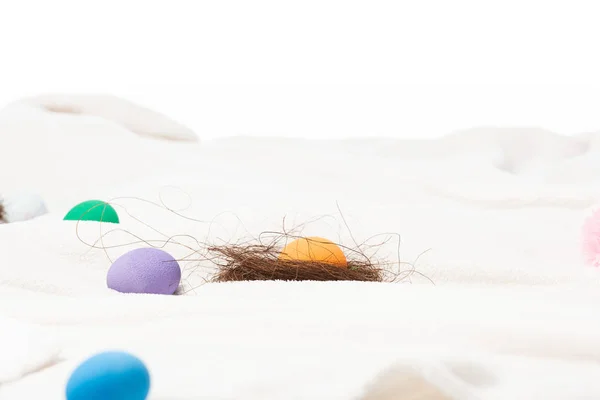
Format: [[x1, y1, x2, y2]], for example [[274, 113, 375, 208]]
[[2, 95, 600, 399], [0, 316, 60, 384]]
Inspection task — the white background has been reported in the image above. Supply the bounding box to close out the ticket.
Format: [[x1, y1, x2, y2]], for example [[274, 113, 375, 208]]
[[1, 0, 600, 140]]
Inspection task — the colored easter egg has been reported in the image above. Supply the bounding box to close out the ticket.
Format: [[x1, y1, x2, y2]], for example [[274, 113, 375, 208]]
[[279, 236, 347, 267], [107, 248, 181, 294], [583, 208, 600, 266], [1, 192, 48, 223], [66, 351, 150, 400], [64, 200, 119, 223]]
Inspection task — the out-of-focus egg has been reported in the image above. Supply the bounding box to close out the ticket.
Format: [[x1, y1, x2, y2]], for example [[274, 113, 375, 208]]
[[66, 351, 150, 400]]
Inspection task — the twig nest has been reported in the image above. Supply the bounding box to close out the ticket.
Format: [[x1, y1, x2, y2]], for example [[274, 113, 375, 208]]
[[279, 236, 348, 267], [0, 192, 48, 223], [66, 351, 150, 400], [64, 200, 119, 223], [107, 248, 181, 295], [209, 242, 382, 282]]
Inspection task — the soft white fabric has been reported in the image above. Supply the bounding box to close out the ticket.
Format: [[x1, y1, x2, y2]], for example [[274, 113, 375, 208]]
[[0, 316, 60, 384], [2, 95, 600, 398], [7, 94, 198, 142]]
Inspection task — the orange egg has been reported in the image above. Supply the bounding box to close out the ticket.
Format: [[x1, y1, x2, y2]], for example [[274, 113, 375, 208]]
[[278, 236, 348, 267]]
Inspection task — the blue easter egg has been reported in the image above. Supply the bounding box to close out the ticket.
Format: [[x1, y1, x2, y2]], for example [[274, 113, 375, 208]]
[[66, 351, 150, 400]]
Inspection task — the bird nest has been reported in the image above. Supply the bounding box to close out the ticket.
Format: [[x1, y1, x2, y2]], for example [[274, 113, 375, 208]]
[[208, 244, 384, 282], [206, 234, 424, 283]]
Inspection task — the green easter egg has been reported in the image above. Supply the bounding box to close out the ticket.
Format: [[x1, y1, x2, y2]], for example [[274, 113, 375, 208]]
[[64, 200, 119, 223]]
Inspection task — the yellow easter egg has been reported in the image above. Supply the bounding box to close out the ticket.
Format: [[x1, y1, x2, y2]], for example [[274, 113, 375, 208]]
[[278, 236, 347, 267]]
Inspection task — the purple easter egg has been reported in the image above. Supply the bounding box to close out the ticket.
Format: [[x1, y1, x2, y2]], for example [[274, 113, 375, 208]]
[[107, 248, 181, 295]]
